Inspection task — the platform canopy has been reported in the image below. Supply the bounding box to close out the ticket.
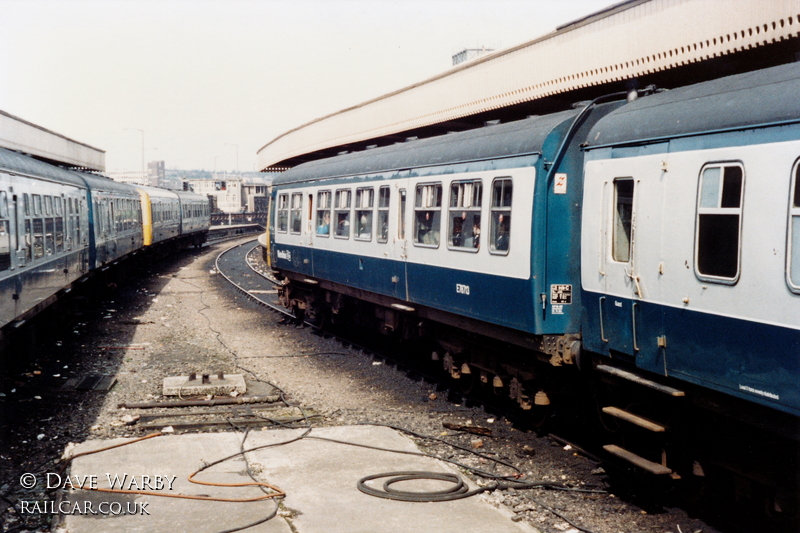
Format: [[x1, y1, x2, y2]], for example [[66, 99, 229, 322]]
[[258, 0, 800, 171], [0, 109, 105, 171]]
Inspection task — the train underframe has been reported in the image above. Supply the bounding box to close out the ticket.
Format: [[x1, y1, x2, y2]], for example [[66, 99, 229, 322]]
[[277, 273, 799, 523]]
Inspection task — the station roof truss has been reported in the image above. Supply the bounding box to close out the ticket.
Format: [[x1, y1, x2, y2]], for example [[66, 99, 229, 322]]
[[258, 0, 800, 171]]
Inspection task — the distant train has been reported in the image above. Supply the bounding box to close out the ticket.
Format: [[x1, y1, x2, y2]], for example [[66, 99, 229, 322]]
[[0, 147, 210, 332], [267, 63, 800, 512]]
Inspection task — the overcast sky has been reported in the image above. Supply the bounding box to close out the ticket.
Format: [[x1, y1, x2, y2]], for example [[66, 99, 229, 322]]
[[1, 0, 613, 173]]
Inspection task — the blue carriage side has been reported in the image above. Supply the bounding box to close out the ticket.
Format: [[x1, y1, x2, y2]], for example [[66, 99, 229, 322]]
[[580, 62, 800, 420], [269, 103, 621, 355], [0, 148, 90, 329]]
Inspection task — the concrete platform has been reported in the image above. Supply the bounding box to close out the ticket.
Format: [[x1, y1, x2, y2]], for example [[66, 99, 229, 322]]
[[58, 425, 538, 533]]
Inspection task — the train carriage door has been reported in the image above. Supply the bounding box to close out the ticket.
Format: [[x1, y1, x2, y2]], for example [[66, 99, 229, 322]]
[[390, 179, 410, 300], [599, 176, 641, 358], [591, 150, 667, 369]]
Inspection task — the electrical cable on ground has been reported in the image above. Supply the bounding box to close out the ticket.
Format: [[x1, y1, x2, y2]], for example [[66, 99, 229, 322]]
[[53, 243, 608, 533]]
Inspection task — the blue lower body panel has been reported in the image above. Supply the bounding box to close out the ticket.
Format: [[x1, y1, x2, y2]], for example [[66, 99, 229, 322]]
[[273, 244, 556, 335], [582, 291, 800, 417]]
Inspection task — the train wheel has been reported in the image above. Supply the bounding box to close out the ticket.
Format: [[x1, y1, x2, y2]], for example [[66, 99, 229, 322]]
[[457, 365, 478, 395]]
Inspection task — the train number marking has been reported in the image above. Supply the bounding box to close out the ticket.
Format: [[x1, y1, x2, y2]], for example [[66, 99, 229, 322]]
[[456, 283, 470, 295], [549, 284, 572, 304], [554, 173, 567, 194], [277, 250, 292, 261]]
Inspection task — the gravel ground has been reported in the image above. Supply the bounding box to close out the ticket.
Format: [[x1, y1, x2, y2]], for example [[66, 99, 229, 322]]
[[0, 238, 719, 533]]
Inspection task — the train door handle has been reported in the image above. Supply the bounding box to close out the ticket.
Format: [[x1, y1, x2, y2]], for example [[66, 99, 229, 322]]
[[599, 297, 608, 343], [631, 302, 640, 352]]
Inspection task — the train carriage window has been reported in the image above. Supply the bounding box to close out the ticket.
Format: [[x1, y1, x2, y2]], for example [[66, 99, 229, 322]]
[[45, 196, 52, 216], [24, 219, 32, 262], [316, 191, 331, 236], [695, 164, 744, 281], [414, 183, 442, 246], [787, 161, 800, 290], [65, 199, 72, 251], [277, 194, 289, 233], [32, 218, 44, 260], [355, 187, 374, 241], [45, 217, 55, 255], [33, 194, 42, 216], [398, 189, 406, 240], [378, 186, 390, 243], [75, 200, 81, 247], [612, 178, 634, 262], [106, 199, 112, 234], [23, 193, 30, 216], [490, 178, 512, 254], [334, 189, 351, 238], [0, 191, 9, 270], [290, 193, 303, 234], [55, 215, 63, 253], [448, 180, 482, 251]]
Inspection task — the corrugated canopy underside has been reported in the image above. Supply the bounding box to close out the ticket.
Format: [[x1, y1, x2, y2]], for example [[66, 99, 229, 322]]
[[258, 0, 800, 171], [0, 110, 105, 171]]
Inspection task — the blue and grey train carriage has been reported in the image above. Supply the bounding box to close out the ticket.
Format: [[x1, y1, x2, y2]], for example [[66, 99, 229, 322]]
[[268, 100, 623, 402], [0, 147, 90, 329], [135, 185, 181, 245], [580, 63, 800, 483], [135, 185, 209, 248], [80, 173, 143, 269], [269, 63, 800, 506], [0, 148, 210, 337], [175, 190, 211, 246]]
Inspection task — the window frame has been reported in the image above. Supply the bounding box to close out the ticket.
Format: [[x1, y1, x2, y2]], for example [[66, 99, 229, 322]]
[[334, 188, 352, 239], [316, 190, 332, 237], [786, 158, 800, 293], [611, 177, 634, 264], [276, 193, 289, 233], [289, 192, 303, 235], [447, 179, 482, 253], [355, 187, 374, 242], [413, 182, 442, 248], [694, 161, 745, 284], [489, 177, 513, 255], [377, 186, 390, 243], [0, 191, 9, 271]]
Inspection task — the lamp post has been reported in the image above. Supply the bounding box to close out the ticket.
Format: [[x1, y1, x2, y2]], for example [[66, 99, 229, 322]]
[[125, 128, 145, 182], [224, 143, 239, 177]]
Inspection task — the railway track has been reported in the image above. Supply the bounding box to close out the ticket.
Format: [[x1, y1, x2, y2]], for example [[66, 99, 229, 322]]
[[214, 238, 799, 533], [215, 240, 611, 462]]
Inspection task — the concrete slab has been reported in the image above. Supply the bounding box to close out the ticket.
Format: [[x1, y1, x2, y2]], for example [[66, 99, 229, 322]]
[[59, 425, 539, 533], [162, 373, 247, 396]]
